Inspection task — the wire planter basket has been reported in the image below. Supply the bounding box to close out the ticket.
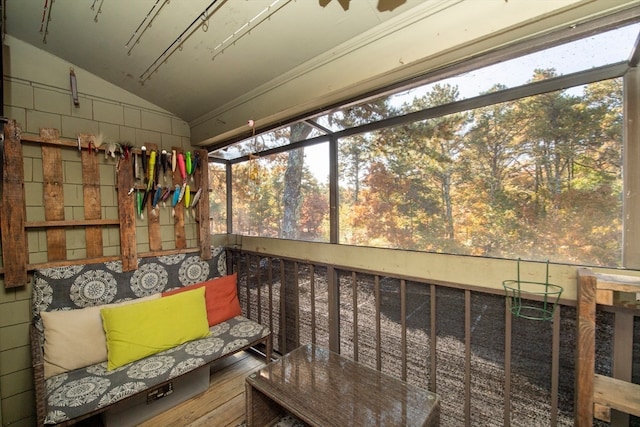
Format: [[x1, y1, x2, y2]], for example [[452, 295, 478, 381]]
[[503, 259, 563, 321]]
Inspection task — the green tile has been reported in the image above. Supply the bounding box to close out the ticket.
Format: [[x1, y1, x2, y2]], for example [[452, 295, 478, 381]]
[[0, 368, 32, 398], [0, 345, 31, 375], [0, 300, 30, 328], [0, 323, 30, 351], [0, 390, 35, 425]]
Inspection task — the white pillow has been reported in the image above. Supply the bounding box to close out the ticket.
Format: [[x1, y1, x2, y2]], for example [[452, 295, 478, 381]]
[[41, 294, 160, 378]]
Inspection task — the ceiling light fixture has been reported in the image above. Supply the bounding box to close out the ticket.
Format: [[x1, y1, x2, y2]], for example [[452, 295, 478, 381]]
[[125, 0, 170, 56], [211, 0, 291, 61], [139, 0, 224, 83]]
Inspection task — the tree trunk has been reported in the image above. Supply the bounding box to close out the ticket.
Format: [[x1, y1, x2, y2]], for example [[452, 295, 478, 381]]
[[281, 123, 312, 239]]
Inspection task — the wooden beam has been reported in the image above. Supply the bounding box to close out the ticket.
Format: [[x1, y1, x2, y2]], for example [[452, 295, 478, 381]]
[[116, 151, 137, 271], [41, 128, 66, 261], [25, 219, 120, 228], [195, 149, 211, 259], [79, 133, 103, 258], [575, 267, 597, 427], [594, 374, 640, 417], [1, 120, 28, 287]]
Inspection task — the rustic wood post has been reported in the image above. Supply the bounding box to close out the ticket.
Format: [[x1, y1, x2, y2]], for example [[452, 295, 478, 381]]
[[195, 149, 211, 259], [79, 133, 103, 258], [1, 119, 28, 287], [575, 267, 597, 426], [116, 147, 137, 271], [41, 128, 66, 261]]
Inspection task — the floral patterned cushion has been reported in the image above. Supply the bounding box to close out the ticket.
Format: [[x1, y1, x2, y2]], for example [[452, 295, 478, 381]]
[[31, 250, 271, 425], [43, 316, 270, 424]]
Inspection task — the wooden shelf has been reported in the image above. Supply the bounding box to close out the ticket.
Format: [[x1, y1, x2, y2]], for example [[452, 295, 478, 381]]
[[593, 374, 640, 417], [25, 219, 120, 228], [594, 272, 640, 292]]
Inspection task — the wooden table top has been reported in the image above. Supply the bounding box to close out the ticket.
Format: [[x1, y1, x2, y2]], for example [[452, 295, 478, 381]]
[[246, 344, 440, 427]]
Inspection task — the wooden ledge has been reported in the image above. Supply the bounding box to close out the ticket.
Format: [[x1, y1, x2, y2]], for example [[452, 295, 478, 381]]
[[593, 374, 640, 417]]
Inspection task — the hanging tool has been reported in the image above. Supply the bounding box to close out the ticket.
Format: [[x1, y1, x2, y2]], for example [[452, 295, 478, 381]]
[[185, 151, 192, 179], [177, 152, 187, 202], [160, 186, 172, 207], [141, 146, 147, 175], [141, 150, 156, 213], [189, 151, 200, 183], [171, 184, 180, 217], [160, 150, 168, 184], [151, 186, 163, 216], [190, 187, 203, 218], [184, 184, 191, 211], [136, 189, 143, 219]]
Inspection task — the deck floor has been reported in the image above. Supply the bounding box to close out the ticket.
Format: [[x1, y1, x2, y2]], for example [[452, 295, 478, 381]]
[[79, 351, 266, 427]]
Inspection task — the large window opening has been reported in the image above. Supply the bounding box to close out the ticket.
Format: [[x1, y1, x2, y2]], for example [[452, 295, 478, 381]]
[[209, 19, 638, 268]]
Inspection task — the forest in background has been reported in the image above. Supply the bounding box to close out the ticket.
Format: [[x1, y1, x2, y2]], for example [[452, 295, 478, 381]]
[[212, 70, 623, 268]]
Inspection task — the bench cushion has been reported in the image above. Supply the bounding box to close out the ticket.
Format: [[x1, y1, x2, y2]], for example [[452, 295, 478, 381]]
[[42, 315, 270, 425]]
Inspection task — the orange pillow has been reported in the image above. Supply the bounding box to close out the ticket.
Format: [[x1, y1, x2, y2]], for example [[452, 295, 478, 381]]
[[162, 273, 242, 326]]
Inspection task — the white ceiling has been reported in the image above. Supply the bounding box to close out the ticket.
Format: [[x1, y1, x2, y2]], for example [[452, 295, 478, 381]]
[[5, 1, 422, 136], [5, 0, 640, 146]]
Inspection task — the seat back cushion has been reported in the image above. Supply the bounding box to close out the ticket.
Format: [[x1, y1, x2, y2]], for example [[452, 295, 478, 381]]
[[101, 287, 210, 370], [162, 273, 241, 326], [41, 294, 160, 378]]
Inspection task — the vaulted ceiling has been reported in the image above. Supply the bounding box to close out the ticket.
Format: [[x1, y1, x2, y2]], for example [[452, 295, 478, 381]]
[[5, 0, 640, 147]]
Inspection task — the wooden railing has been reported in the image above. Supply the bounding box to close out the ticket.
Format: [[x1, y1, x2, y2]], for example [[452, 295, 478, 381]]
[[228, 248, 594, 427]]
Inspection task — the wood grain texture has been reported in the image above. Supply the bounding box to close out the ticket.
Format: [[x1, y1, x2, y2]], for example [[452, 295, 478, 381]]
[[138, 352, 264, 427], [41, 129, 66, 261], [116, 154, 137, 271], [575, 268, 597, 427], [1, 120, 28, 287], [79, 134, 103, 258], [195, 149, 211, 259], [593, 374, 640, 417]]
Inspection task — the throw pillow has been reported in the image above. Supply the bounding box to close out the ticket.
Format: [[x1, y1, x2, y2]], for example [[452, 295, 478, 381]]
[[162, 273, 242, 326], [41, 294, 160, 379], [101, 287, 209, 370]]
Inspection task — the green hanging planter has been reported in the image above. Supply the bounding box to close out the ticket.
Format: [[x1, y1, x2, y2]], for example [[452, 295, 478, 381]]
[[503, 259, 563, 321]]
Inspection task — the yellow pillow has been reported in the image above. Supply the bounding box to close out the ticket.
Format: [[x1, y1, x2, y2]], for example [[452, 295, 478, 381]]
[[101, 287, 209, 370]]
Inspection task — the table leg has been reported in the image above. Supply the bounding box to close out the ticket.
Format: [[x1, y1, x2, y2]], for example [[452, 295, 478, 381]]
[[245, 380, 283, 427]]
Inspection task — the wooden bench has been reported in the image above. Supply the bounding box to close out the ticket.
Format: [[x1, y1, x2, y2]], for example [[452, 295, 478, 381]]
[[30, 252, 272, 426]]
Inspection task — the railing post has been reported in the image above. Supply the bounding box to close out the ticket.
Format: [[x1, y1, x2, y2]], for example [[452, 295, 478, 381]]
[[575, 267, 597, 427], [327, 266, 341, 353]]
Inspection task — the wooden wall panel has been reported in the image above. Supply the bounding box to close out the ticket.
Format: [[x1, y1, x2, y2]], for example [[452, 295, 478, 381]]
[[1, 120, 28, 287], [116, 151, 137, 271], [41, 129, 66, 261], [79, 134, 103, 258]]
